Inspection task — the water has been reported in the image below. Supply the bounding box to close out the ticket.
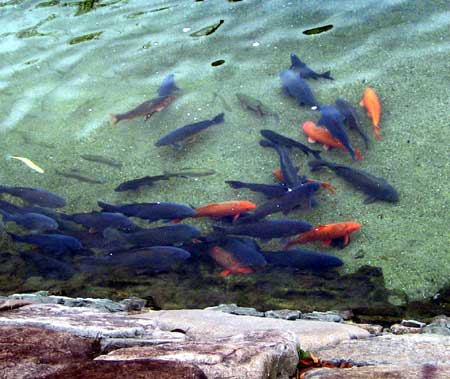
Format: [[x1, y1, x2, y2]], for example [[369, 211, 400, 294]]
[[0, 0, 449, 316]]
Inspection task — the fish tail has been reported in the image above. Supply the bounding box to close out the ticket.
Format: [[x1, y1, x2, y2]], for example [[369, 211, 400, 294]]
[[283, 240, 295, 250], [97, 201, 115, 212], [373, 126, 381, 140], [0, 208, 10, 220], [321, 71, 334, 80], [225, 180, 243, 189], [308, 159, 331, 172], [354, 148, 364, 161], [4, 154, 13, 161], [212, 112, 225, 124], [310, 149, 322, 160], [109, 114, 119, 127]]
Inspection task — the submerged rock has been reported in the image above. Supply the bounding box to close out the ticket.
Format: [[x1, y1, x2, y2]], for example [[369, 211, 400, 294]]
[[265, 309, 301, 320], [205, 303, 265, 317]]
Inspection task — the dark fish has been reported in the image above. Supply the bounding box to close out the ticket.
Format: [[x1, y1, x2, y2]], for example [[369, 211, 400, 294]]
[[103, 224, 201, 247], [280, 69, 319, 108], [260, 129, 322, 159], [20, 251, 76, 280], [0, 210, 58, 233], [308, 159, 399, 204], [97, 201, 196, 222], [0, 200, 24, 214], [80, 154, 123, 169], [157, 74, 179, 97], [55, 169, 106, 184], [61, 211, 137, 232], [213, 219, 312, 239], [190, 19, 224, 37], [318, 105, 359, 161], [8, 232, 83, 256], [238, 182, 321, 223], [155, 113, 225, 147], [0, 186, 66, 208], [236, 93, 279, 121], [335, 98, 369, 149], [226, 180, 288, 198], [169, 168, 216, 178], [302, 24, 333, 35], [290, 54, 334, 80], [259, 140, 303, 187], [81, 246, 191, 274], [262, 249, 343, 270]]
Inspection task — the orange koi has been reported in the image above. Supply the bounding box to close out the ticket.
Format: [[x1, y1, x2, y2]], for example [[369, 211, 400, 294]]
[[302, 121, 363, 160], [272, 168, 336, 194], [359, 88, 381, 140], [193, 200, 256, 221], [284, 221, 361, 249], [209, 246, 254, 277]]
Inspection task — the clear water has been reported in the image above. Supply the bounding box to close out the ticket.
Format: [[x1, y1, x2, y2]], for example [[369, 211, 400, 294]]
[[0, 0, 449, 315]]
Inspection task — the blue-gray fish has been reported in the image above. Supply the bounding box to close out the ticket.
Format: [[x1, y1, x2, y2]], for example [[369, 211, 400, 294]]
[[280, 69, 319, 108], [0, 186, 66, 208], [0, 210, 58, 233]]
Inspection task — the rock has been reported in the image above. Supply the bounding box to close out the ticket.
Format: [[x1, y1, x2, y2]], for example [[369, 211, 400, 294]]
[[401, 319, 426, 328], [120, 297, 147, 312], [389, 323, 423, 335], [141, 309, 370, 350], [345, 322, 383, 335], [423, 315, 450, 336], [0, 299, 35, 311], [97, 330, 298, 379], [300, 311, 343, 323], [205, 303, 265, 317], [265, 309, 301, 320]]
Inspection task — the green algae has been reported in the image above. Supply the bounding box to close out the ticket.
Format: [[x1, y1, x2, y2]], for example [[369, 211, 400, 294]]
[[15, 14, 57, 39], [36, 0, 60, 8], [68, 31, 102, 45]]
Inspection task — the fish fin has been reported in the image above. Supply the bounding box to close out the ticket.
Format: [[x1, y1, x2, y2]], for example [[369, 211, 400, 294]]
[[323, 144, 330, 151], [307, 137, 316, 143], [344, 234, 350, 246], [311, 149, 322, 159], [321, 71, 334, 80], [373, 126, 382, 140], [354, 148, 363, 161], [109, 114, 118, 127], [322, 239, 332, 247], [220, 269, 231, 278], [212, 112, 225, 124], [232, 213, 241, 222], [88, 227, 97, 234], [363, 196, 377, 205], [359, 100, 364, 107], [171, 218, 182, 224]]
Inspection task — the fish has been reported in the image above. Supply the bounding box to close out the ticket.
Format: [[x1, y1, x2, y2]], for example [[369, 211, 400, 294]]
[[262, 249, 343, 270], [317, 105, 360, 161], [212, 219, 313, 240], [271, 169, 336, 194], [302, 24, 333, 35], [226, 180, 288, 198], [155, 113, 225, 147], [236, 93, 279, 121], [97, 201, 196, 222], [190, 19, 224, 37], [259, 140, 303, 187], [8, 232, 83, 256], [0, 210, 58, 233], [80, 154, 123, 169], [103, 224, 201, 248], [308, 159, 399, 204], [335, 98, 369, 149], [238, 182, 321, 223], [302, 121, 363, 161], [209, 238, 267, 277], [80, 246, 191, 274], [280, 69, 320, 108], [359, 88, 382, 140], [0, 186, 66, 208], [109, 74, 178, 126], [186, 200, 257, 222], [61, 211, 137, 233], [289, 54, 334, 80], [260, 129, 322, 159], [55, 169, 106, 184], [6, 155, 44, 173], [0, 200, 24, 214], [20, 251, 76, 280], [284, 221, 361, 249]]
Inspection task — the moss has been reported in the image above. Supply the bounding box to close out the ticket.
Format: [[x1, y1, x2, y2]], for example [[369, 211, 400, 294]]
[[68, 31, 102, 45], [36, 0, 60, 7]]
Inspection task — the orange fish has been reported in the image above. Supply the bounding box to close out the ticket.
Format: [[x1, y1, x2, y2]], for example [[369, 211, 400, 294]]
[[359, 88, 381, 140], [302, 121, 363, 160], [284, 221, 361, 249], [193, 200, 256, 221], [272, 168, 336, 194], [209, 246, 254, 277]]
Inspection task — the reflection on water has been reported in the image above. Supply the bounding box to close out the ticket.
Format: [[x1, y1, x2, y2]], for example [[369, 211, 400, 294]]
[[0, 0, 449, 317]]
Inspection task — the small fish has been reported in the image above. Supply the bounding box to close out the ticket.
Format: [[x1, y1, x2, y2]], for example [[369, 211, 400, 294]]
[[6, 155, 44, 173], [226, 180, 288, 198], [290, 54, 334, 80], [260, 129, 322, 159], [335, 98, 369, 149], [61, 211, 137, 233], [302, 24, 333, 35], [359, 87, 382, 140], [236, 93, 279, 121], [155, 113, 225, 147], [302, 121, 363, 161], [55, 169, 106, 184], [317, 105, 360, 161], [190, 19, 224, 37], [0, 210, 58, 233], [190, 200, 257, 222], [80, 154, 123, 169], [272, 168, 336, 195], [98, 201, 196, 222], [213, 219, 312, 239], [0, 186, 66, 208], [8, 232, 83, 256], [262, 249, 343, 270], [308, 158, 399, 204], [109, 74, 178, 126], [284, 221, 361, 249], [280, 69, 320, 108]]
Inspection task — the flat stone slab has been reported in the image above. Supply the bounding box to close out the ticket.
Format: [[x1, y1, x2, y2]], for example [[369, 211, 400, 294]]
[[140, 309, 370, 350]]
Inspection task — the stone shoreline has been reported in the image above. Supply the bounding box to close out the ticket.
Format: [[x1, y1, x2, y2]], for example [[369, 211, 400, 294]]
[[1, 292, 449, 378]]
